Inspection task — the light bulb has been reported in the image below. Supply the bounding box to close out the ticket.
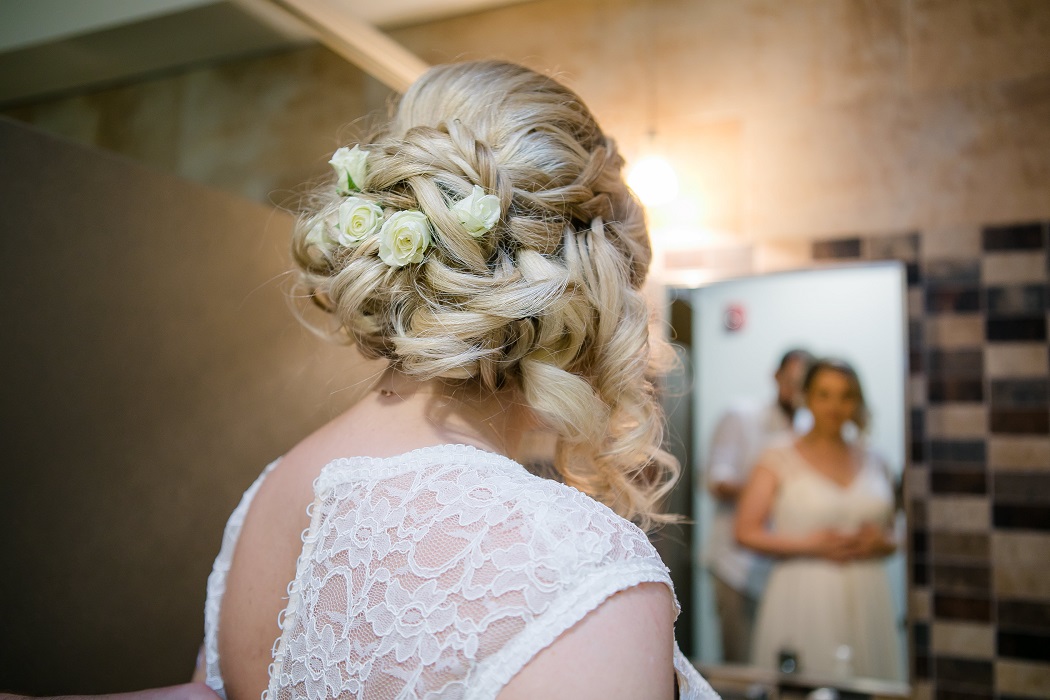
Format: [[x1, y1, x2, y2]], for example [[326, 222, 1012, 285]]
[[627, 155, 679, 206]]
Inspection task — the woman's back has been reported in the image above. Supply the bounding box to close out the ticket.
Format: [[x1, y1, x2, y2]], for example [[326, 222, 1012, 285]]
[[204, 58, 720, 699], [206, 385, 714, 699]]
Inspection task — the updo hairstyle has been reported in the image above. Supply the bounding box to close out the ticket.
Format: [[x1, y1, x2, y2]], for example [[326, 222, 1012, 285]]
[[291, 60, 677, 529]]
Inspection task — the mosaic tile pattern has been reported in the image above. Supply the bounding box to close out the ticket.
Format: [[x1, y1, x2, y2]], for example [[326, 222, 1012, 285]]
[[813, 221, 1050, 699]]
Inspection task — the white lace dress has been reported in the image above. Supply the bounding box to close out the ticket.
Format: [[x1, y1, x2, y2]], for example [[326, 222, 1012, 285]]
[[204, 445, 716, 699], [751, 444, 904, 681]]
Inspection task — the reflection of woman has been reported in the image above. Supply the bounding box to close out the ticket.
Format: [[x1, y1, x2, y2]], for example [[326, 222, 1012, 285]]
[[202, 61, 714, 699], [735, 359, 902, 681]]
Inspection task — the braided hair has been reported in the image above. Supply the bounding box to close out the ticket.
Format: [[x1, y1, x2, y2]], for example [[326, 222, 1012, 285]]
[[291, 60, 678, 529]]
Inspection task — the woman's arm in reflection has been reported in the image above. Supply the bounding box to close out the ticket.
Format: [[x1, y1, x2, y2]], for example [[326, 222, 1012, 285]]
[[734, 463, 855, 561]]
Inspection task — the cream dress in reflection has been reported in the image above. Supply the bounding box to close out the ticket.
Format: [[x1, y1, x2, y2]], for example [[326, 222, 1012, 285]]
[[750, 443, 903, 681]]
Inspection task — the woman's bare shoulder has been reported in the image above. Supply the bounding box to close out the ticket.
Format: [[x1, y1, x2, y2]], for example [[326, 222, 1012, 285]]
[[217, 408, 370, 699], [498, 582, 676, 700]]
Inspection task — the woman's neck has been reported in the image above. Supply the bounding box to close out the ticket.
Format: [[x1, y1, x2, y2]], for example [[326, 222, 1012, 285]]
[[369, 367, 529, 459]]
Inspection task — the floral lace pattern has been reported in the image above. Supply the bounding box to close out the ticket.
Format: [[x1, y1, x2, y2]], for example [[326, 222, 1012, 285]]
[[205, 445, 716, 699]]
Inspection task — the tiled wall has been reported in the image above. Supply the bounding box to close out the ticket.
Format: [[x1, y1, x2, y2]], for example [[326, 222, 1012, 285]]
[[813, 223, 1050, 700]]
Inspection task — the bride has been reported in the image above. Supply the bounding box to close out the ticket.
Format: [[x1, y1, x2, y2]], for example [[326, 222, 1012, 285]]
[[736, 358, 903, 681], [198, 60, 716, 699]]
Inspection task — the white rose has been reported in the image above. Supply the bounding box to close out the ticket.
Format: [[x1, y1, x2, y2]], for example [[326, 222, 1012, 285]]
[[329, 145, 369, 194], [335, 197, 383, 247], [451, 185, 501, 236], [378, 210, 431, 267]]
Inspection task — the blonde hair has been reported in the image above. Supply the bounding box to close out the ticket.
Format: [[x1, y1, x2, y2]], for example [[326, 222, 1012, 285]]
[[291, 60, 678, 529]]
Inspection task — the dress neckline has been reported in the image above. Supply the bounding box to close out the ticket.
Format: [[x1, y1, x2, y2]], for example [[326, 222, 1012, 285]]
[[788, 440, 865, 491], [314, 443, 526, 492]]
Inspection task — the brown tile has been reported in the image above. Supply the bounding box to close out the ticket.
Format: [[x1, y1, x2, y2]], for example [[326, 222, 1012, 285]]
[[930, 532, 989, 562], [932, 564, 991, 595], [998, 630, 1050, 662], [928, 379, 984, 403], [996, 659, 1050, 697], [916, 651, 931, 680], [932, 655, 993, 687], [930, 470, 987, 495], [993, 532, 1050, 600], [987, 285, 1046, 317], [933, 595, 992, 622], [986, 317, 1048, 342], [927, 315, 985, 349], [989, 437, 1050, 470], [925, 259, 981, 286], [983, 223, 1046, 251], [928, 349, 985, 376], [994, 473, 1050, 506], [990, 379, 1050, 408], [929, 497, 989, 532], [930, 440, 987, 465], [813, 237, 861, 260], [986, 343, 1050, 378], [983, 252, 1048, 285], [932, 689, 995, 700], [926, 405, 987, 439], [932, 285, 978, 312], [865, 231, 920, 262], [998, 600, 1050, 633], [990, 408, 1050, 435], [930, 621, 995, 659], [994, 504, 1050, 531]]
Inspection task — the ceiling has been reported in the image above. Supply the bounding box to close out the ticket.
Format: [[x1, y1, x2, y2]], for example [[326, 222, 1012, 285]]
[[0, 0, 530, 108]]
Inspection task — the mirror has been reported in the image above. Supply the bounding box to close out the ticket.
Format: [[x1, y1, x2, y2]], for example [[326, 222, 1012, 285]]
[[664, 262, 909, 690]]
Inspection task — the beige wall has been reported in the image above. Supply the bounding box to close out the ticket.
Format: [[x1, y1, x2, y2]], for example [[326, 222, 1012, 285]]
[[6, 0, 1050, 248]]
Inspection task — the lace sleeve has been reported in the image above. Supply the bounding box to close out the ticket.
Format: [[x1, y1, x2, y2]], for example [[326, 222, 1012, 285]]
[[262, 447, 718, 699]]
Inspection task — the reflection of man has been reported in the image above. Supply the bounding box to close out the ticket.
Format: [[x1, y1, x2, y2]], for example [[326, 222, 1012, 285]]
[[705, 348, 812, 664]]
